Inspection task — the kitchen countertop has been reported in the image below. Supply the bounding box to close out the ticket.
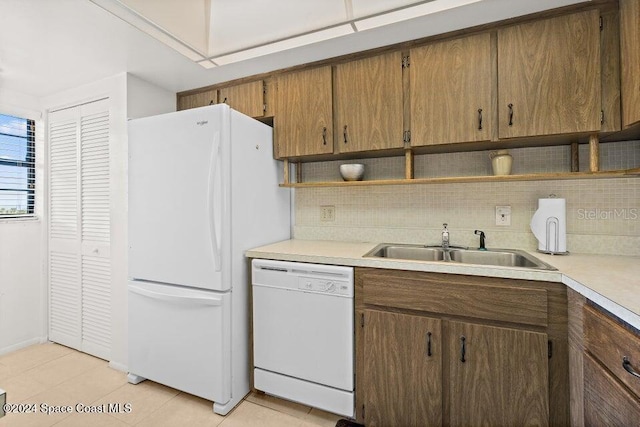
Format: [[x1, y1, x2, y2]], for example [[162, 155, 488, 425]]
[[246, 239, 640, 330]]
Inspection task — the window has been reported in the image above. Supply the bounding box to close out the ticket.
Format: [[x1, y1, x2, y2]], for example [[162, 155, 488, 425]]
[[0, 114, 35, 217]]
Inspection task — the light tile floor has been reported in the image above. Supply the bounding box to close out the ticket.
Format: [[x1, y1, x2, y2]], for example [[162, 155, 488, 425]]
[[0, 343, 344, 427]]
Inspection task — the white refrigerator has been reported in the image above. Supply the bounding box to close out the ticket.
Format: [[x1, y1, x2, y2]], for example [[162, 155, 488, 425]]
[[127, 104, 290, 415]]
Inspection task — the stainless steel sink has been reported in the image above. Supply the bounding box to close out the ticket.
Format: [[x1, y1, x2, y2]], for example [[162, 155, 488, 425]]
[[364, 243, 557, 270], [447, 249, 554, 269], [368, 245, 445, 261]]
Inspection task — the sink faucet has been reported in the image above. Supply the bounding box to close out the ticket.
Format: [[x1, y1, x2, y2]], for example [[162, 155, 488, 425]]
[[442, 223, 450, 250], [475, 230, 486, 250]]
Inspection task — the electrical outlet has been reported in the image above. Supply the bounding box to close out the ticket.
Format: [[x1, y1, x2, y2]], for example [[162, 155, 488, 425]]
[[496, 205, 511, 226], [320, 205, 335, 222]]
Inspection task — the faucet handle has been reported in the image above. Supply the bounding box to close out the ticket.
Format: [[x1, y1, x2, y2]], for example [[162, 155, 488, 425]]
[[474, 230, 486, 250], [443, 223, 448, 229]]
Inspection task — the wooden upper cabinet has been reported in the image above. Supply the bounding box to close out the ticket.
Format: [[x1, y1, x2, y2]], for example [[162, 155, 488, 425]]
[[448, 321, 549, 427], [600, 9, 622, 133], [334, 51, 404, 153], [274, 67, 333, 159], [177, 89, 218, 111], [620, 0, 640, 127], [497, 10, 601, 139], [219, 80, 264, 118], [364, 310, 442, 427], [410, 33, 493, 146]]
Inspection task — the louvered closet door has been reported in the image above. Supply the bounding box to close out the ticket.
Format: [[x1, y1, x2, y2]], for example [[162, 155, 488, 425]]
[[79, 102, 111, 359], [48, 98, 111, 360], [49, 107, 81, 350]]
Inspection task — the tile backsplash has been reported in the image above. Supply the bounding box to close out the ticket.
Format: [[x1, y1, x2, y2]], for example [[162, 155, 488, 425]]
[[294, 140, 640, 256]]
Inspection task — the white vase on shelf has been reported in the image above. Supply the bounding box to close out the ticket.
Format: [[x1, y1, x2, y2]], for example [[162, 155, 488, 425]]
[[490, 150, 513, 176]]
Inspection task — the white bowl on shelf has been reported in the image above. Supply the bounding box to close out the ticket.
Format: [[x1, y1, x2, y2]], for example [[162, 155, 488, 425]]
[[339, 164, 365, 181]]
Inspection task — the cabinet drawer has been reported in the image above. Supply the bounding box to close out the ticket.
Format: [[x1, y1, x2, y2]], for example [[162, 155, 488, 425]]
[[362, 271, 548, 327], [584, 305, 640, 398], [584, 353, 640, 426]]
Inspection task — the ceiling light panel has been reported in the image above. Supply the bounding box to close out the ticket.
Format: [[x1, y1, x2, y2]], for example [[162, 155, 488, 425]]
[[350, 0, 430, 19], [212, 24, 354, 65], [90, 0, 206, 61], [121, 0, 210, 55], [354, 0, 482, 31], [208, 0, 346, 57]]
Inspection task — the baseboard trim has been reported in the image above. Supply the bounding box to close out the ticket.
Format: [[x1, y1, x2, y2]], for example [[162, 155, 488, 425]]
[[108, 361, 128, 372], [0, 336, 47, 356]]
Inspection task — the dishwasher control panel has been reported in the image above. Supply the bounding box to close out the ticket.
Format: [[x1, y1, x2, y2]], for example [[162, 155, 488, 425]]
[[298, 277, 351, 296], [252, 259, 354, 298]]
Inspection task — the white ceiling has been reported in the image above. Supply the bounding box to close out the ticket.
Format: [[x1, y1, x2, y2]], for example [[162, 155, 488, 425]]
[[0, 0, 590, 99], [111, 0, 446, 62]]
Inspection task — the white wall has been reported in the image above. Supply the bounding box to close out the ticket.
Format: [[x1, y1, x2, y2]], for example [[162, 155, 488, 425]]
[[0, 89, 46, 354], [127, 74, 177, 119], [42, 73, 175, 370]]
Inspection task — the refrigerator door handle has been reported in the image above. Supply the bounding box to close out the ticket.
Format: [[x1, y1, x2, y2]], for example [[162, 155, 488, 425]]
[[207, 132, 222, 272], [130, 284, 223, 306]]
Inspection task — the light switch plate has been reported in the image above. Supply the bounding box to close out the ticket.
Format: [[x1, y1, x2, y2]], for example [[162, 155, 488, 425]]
[[320, 205, 335, 222], [496, 206, 511, 226]]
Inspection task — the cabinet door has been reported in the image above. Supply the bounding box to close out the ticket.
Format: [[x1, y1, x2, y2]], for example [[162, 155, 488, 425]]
[[363, 310, 442, 427], [177, 89, 218, 111], [621, 0, 640, 127], [334, 51, 404, 153], [448, 321, 549, 427], [584, 353, 640, 426], [411, 33, 492, 146], [498, 10, 601, 138], [274, 67, 333, 158], [219, 80, 264, 118]]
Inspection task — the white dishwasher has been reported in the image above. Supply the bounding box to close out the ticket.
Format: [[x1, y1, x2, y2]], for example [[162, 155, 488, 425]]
[[252, 259, 354, 417]]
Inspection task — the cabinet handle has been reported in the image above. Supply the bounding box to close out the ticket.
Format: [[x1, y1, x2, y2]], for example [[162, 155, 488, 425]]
[[426, 332, 432, 357], [508, 103, 514, 126], [623, 356, 640, 379], [478, 108, 483, 130], [343, 125, 348, 144], [460, 336, 466, 363], [322, 127, 327, 145]]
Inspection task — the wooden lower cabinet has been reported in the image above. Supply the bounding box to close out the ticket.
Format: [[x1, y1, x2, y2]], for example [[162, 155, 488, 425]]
[[448, 321, 549, 427], [584, 353, 640, 426], [363, 310, 442, 427], [579, 303, 640, 426], [362, 313, 550, 427], [355, 268, 568, 426]]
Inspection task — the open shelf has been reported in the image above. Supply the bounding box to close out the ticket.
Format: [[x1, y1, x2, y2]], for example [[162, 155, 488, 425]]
[[280, 168, 640, 188]]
